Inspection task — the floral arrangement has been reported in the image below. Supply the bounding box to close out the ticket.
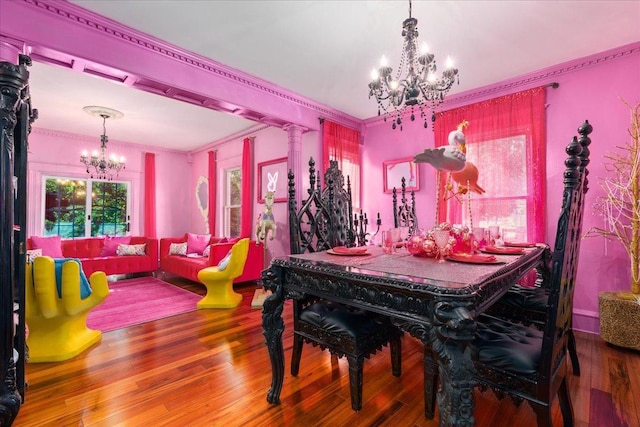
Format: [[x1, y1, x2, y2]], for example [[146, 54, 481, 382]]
[[585, 100, 640, 298], [407, 222, 477, 257]]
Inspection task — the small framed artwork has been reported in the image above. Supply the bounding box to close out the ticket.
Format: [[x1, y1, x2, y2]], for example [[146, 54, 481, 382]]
[[383, 157, 420, 194], [257, 157, 288, 203]]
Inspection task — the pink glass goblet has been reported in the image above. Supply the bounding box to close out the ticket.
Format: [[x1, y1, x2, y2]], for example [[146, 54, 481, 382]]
[[432, 229, 451, 263]]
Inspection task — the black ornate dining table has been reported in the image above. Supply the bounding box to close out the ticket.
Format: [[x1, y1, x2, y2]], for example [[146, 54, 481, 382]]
[[261, 244, 550, 427]]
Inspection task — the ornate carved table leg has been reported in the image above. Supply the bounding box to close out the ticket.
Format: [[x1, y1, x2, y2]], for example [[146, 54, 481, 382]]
[[430, 302, 477, 427], [261, 267, 285, 404]]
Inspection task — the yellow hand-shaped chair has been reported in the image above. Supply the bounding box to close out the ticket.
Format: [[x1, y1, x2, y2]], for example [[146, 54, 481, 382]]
[[196, 238, 250, 308], [26, 256, 110, 362]]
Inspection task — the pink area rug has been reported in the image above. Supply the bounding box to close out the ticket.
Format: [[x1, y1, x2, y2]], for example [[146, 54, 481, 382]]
[[87, 277, 200, 332]]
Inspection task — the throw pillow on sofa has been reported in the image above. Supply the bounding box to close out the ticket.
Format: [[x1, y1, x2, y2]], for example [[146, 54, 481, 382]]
[[218, 250, 232, 271], [116, 243, 147, 256], [202, 244, 211, 257], [101, 235, 131, 256], [26, 248, 42, 263], [30, 235, 64, 258], [169, 242, 187, 256], [187, 233, 211, 255]]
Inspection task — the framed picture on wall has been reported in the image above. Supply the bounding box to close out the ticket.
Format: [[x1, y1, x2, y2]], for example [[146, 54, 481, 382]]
[[382, 157, 420, 194], [257, 157, 288, 203]]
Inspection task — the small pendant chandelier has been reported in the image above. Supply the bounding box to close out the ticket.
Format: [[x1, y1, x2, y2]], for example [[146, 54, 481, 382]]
[[368, 0, 459, 131], [80, 106, 125, 180]]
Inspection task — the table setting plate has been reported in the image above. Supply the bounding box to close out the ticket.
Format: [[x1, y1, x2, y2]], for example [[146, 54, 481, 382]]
[[447, 253, 506, 264], [503, 242, 537, 248], [481, 245, 525, 255]]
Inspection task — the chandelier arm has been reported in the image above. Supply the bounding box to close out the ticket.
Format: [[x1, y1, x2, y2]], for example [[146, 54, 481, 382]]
[[367, 0, 459, 130], [79, 106, 125, 180]]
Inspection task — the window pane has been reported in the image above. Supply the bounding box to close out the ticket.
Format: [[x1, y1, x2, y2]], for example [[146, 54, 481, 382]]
[[43, 176, 129, 238], [463, 135, 529, 240], [91, 181, 128, 236], [229, 169, 241, 205], [224, 168, 242, 237], [229, 207, 241, 237], [44, 178, 87, 238]]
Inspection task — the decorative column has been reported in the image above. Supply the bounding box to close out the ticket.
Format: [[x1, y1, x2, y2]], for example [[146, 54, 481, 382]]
[[0, 56, 30, 427], [283, 124, 306, 209]]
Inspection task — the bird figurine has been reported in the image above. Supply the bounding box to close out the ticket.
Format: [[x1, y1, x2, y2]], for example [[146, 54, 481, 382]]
[[413, 120, 468, 172], [451, 161, 485, 194]]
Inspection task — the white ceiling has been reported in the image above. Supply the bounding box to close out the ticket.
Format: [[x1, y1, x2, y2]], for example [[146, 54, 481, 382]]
[[27, 0, 640, 151]]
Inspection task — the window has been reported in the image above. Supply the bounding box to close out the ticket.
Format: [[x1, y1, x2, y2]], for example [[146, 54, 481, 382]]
[[434, 87, 546, 242], [43, 177, 130, 238], [224, 168, 241, 238], [462, 135, 529, 242]]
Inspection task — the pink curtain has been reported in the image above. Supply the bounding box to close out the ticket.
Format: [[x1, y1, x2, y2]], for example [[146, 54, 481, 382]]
[[143, 152, 156, 238], [240, 137, 252, 238], [208, 150, 217, 235], [433, 87, 547, 242], [322, 120, 361, 172], [322, 120, 361, 207]]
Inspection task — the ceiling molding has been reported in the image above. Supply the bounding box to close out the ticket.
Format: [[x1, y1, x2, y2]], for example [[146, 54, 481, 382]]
[[16, 0, 363, 132]]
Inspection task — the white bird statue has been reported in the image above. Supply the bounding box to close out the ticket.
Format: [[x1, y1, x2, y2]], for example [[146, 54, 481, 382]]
[[414, 120, 468, 172]]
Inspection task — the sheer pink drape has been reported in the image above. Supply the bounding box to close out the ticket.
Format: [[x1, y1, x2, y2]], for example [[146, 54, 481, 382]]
[[208, 150, 217, 235], [143, 152, 156, 238], [322, 120, 361, 207], [240, 137, 252, 238], [434, 87, 547, 242]]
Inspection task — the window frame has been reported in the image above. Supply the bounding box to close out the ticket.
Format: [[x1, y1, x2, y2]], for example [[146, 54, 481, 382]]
[[41, 174, 131, 238], [223, 167, 241, 238]]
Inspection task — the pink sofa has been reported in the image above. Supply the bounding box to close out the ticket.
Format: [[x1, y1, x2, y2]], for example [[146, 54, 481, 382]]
[[160, 235, 264, 284], [27, 236, 158, 277]]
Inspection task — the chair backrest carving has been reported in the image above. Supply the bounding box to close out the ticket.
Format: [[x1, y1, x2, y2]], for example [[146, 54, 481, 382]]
[[541, 120, 592, 380], [392, 176, 418, 234], [288, 158, 355, 254]]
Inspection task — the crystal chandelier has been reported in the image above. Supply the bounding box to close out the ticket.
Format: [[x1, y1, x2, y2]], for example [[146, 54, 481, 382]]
[[80, 106, 125, 180], [368, 0, 459, 131]]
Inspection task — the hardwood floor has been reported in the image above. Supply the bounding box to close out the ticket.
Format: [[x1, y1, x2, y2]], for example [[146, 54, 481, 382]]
[[14, 276, 640, 427]]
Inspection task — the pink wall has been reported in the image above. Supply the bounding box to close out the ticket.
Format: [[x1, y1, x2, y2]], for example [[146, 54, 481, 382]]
[[27, 128, 192, 239], [189, 125, 321, 265], [362, 48, 640, 334]]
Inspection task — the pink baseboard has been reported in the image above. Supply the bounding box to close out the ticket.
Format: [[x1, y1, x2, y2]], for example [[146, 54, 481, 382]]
[[573, 309, 599, 335]]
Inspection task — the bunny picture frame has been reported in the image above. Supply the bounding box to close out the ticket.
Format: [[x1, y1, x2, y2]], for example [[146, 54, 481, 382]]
[[257, 157, 288, 203]]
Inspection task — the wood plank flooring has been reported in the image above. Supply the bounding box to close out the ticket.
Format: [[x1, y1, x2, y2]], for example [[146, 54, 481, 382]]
[[13, 276, 640, 427]]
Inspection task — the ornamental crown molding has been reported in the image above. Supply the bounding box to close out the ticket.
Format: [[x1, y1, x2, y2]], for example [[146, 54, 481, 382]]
[[20, 0, 362, 132]]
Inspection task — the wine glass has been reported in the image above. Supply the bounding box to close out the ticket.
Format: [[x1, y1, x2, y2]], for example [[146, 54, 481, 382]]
[[489, 225, 502, 246], [399, 226, 410, 248], [432, 229, 451, 263]]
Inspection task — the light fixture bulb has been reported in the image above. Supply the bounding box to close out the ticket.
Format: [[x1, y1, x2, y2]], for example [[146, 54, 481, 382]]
[[445, 56, 454, 69], [421, 43, 429, 54], [371, 68, 379, 80], [380, 55, 388, 67]]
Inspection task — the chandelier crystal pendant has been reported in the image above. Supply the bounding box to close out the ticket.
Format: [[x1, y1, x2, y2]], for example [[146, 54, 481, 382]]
[[80, 106, 125, 180], [368, 0, 459, 131]]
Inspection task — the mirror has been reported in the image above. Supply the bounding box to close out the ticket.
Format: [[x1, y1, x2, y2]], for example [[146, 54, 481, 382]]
[[195, 176, 209, 233]]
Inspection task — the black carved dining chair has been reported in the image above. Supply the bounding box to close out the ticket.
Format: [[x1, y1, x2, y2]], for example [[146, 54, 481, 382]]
[[425, 120, 591, 426], [288, 158, 402, 411], [485, 123, 593, 377], [392, 176, 418, 235]]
